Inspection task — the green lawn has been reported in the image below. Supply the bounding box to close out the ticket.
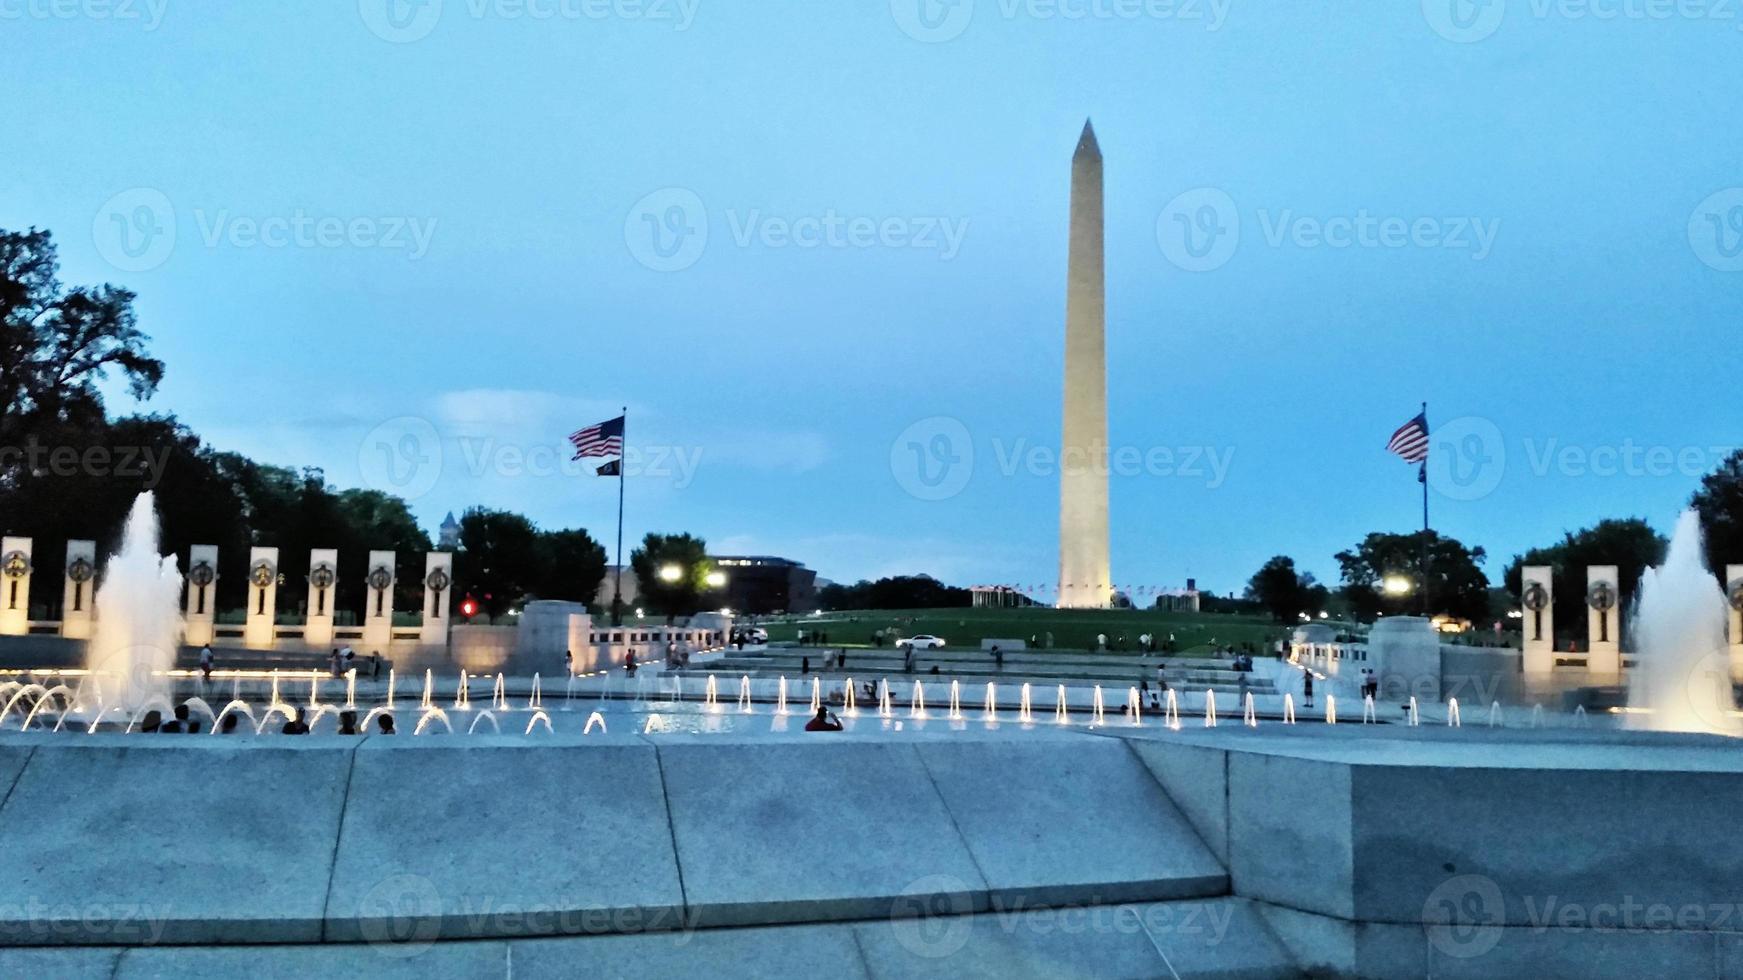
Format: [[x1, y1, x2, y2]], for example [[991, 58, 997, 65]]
[[757, 607, 1293, 656]]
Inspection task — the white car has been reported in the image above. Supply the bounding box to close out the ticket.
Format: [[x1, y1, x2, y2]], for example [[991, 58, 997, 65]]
[[898, 635, 947, 651]]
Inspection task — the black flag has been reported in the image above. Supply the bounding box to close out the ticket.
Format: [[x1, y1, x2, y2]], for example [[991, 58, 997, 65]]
[[596, 459, 622, 477]]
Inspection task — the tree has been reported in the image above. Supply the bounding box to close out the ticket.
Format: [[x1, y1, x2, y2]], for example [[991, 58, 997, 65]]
[[1245, 556, 1322, 623], [1335, 530, 1491, 623], [629, 533, 715, 620], [1504, 518, 1668, 645], [1692, 450, 1743, 589], [532, 528, 607, 606], [816, 575, 970, 610], [0, 228, 163, 447], [454, 508, 541, 619]]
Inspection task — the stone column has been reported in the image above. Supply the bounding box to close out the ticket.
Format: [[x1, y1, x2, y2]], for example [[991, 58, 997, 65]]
[[362, 551, 397, 655], [1729, 564, 1743, 681], [0, 537, 33, 636], [61, 540, 97, 640], [305, 548, 339, 649], [1521, 565, 1554, 676], [184, 545, 219, 647], [420, 552, 453, 648], [245, 547, 280, 650], [1585, 565, 1621, 679]]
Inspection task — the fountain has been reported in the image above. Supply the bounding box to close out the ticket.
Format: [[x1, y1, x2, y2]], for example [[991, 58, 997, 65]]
[[86, 493, 185, 711], [1629, 510, 1738, 734]]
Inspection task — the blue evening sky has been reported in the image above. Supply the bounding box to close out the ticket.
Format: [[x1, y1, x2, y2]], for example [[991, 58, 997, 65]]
[[4, 0, 1740, 595]]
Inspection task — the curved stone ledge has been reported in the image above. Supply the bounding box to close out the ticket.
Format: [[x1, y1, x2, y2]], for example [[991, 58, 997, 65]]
[[0, 729, 1227, 947]]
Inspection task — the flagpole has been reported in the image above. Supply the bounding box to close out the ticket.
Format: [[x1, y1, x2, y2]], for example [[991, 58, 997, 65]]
[[1420, 401, 1430, 618], [613, 404, 627, 624]]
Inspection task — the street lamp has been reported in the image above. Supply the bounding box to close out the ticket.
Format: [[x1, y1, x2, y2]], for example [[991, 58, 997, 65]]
[[658, 564, 683, 584], [705, 570, 727, 589], [1381, 575, 1414, 596]]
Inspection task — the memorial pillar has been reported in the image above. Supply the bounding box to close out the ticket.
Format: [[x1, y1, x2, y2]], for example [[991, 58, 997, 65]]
[[245, 547, 280, 650], [61, 540, 97, 640], [306, 548, 338, 650], [0, 537, 33, 636], [1586, 565, 1621, 679], [1728, 564, 1743, 681], [1521, 565, 1554, 676], [184, 546, 219, 647], [420, 552, 453, 647], [362, 551, 397, 655]]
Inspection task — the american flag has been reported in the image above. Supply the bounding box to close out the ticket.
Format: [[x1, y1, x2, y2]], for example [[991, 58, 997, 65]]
[[569, 415, 625, 459], [1386, 411, 1430, 464]]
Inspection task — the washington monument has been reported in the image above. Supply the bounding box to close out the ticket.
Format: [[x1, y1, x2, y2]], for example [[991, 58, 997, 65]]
[[1058, 120, 1111, 609]]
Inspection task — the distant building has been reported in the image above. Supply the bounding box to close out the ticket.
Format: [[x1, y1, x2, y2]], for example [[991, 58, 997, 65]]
[[1154, 578, 1203, 613], [595, 566, 641, 612], [439, 512, 461, 550], [711, 556, 817, 615], [971, 586, 1039, 608]]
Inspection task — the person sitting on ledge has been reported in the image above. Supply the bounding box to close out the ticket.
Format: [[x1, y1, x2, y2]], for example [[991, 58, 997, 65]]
[[804, 706, 843, 732], [625, 651, 638, 677], [138, 710, 162, 733], [281, 707, 310, 736], [338, 710, 359, 736], [377, 713, 396, 735], [159, 703, 200, 734], [218, 713, 241, 735]]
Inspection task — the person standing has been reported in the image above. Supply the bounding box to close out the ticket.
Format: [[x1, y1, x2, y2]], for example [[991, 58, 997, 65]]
[[199, 645, 214, 685], [1303, 671, 1315, 709]]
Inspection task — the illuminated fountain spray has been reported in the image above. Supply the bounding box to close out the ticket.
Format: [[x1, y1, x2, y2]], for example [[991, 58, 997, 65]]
[[1573, 704, 1588, 727], [1053, 685, 1068, 725], [1283, 693, 1296, 725], [739, 675, 753, 713], [1126, 686, 1141, 726], [1447, 698, 1462, 727], [1630, 510, 1738, 733], [949, 680, 962, 721], [309, 670, 321, 708], [1243, 691, 1257, 727], [421, 669, 434, 710], [1362, 695, 1376, 724], [345, 670, 357, 710], [878, 679, 893, 719], [454, 672, 470, 710], [493, 673, 508, 711], [1326, 694, 1337, 725], [1020, 683, 1035, 724], [777, 676, 789, 715], [270, 672, 283, 709], [387, 669, 397, 708], [811, 676, 822, 714], [1408, 696, 1420, 726], [85, 493, 184, 712], [1530, 703, 1544, 728], [844, 678, 858, 716], [910, 681, 926, 719], [704, 674, 719, 711], [983, 682, 998, 721], [583, 711, 608, 735], [1204, 690, 1218, 728], [1165, 689, 1181, 730], [1488, 701, 1503, 728], [528, 673, 543, 710], [1089, 685, 1102, 726]]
